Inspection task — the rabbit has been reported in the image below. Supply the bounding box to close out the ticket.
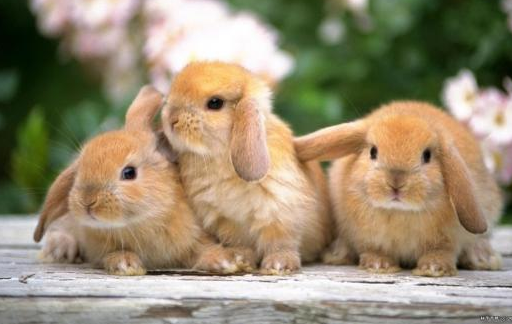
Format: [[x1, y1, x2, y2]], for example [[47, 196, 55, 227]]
[[294, 101, 503, 277], [33, 85, 255, 275], [161, 61, 333, 274]]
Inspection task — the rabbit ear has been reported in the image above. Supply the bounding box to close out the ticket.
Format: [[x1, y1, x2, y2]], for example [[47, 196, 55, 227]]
[[230, 97, 270, 182], [294, 121, 368, 162], [125, 85, 164, 132], [33, 161, 78, 242], [156, 130, 178, 163], [439, 137, 487, 234]]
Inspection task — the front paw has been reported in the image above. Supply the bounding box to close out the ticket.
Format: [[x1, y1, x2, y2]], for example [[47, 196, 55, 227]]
[[103, 251, 146, 276], [229, 247, 257, 272], [39, 231, 80, 263], [260, 251, 300, 275], [413, 253, 457, 277], [359, 252, 400, 273], [458, 238, 502, 270], [194, 245, 256, 274]]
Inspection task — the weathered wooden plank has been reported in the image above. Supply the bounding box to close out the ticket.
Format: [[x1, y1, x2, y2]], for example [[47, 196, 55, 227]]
[[0, 216, 511, 324], [0, 216, 39, 249], [0, 297, 508, 324], [1, 249, 511, 287], [491, 227, 512, 256]]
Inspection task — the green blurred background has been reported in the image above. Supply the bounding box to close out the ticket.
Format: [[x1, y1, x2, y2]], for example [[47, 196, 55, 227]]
[[0, 0, 511, 222]]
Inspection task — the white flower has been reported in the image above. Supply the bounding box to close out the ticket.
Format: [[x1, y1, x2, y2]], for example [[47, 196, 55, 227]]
[[344, 0, 368, 14], [470, 88, 512, 145], [70, 0, 140, 29], [143, 0, 228, 63], [502, 0, 512, 13], [442, 69, 478, 122], [145, 8, 294, 91], [318, 17, 345, 45], [502, 0, 512, 33]]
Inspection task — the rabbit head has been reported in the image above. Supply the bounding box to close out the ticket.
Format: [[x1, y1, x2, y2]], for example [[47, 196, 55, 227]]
[[34, 86, 173, 241], [162, 61, 271, 181], [295, 101, 488, 234]]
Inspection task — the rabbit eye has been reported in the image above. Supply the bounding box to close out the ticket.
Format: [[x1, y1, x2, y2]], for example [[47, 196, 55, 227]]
[[422, 149, 432, 164], [206, 97, 224, 110], [121, 166, 137, 180], [370, 146, 378, 160]]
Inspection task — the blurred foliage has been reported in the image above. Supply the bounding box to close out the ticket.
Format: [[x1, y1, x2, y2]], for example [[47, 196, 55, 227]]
[[11, 108, 48, 211], [0, 0, 511, 222]]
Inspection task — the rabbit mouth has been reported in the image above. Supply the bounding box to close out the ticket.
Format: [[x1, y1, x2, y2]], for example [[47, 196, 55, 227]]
[[372, 199, 423, 212], [79, 216, 128, 229], [77, 209, 128, 229]]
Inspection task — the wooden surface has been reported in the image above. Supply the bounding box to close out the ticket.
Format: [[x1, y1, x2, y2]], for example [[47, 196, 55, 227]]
[[0, 216, 511, 324]]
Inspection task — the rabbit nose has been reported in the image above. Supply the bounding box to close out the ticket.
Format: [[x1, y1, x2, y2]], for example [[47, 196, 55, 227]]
[[388, 169, 406, 188], [387, 184, 403, 196]]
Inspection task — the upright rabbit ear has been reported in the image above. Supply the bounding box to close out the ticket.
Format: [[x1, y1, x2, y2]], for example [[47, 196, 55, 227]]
[[33, 161, 78, 242], [156, 130, 178, 163], [125, 85, 164, 132], [230, 97, 270, 182], [439, 137, 487, 234], [294, 121, 368, 162]]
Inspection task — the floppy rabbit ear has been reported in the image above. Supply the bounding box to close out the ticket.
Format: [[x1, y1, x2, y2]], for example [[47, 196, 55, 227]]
[[125, 85, 164, 132], [33, 161, 78, 242], [230, 97, 270, 182], [294, 121, 368, 162], [439, 137, 487, 234]]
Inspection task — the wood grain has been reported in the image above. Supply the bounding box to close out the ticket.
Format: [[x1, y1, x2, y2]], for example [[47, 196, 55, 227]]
[[0, 216, 511, 323]]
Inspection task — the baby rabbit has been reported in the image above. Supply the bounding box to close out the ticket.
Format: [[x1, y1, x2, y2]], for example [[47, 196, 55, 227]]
[[295, 101, 503, 277], [34, 85, 253, 275], [161, 62, 332, 274]]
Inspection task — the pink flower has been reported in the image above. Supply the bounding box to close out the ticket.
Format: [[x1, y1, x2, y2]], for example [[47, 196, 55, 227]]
[[70, 28, 128, 59], [30, 0, 72, 36], [481, 139, 512, 185], [469, 88, 512, 145], [31, 0, 295, 102]]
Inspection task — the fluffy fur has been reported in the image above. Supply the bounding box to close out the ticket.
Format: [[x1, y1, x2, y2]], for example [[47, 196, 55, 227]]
[[295, 101, 503, 277], [34, 86, 253, 275], [161, 62, 332, 274]]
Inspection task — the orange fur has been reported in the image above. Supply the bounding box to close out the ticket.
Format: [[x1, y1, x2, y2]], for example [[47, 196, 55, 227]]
[[35, 86, 251, 275], [162, 62, 333, 274], [296, 101, 503, 276]]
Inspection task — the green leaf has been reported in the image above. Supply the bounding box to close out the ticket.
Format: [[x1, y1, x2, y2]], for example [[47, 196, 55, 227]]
[[10, 107, 49, 212]]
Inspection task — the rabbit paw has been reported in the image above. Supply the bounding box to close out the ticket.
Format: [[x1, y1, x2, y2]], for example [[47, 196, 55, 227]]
[[459, 238, 502, 270], [359, 252, 401, 273], [229, 247, 257, 272], [39, 231, 80, 263], [194, 245, 255, 274], [413, 253, 457, 277], [103, 251, 146, 276], [260, 251, 300, 275]]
